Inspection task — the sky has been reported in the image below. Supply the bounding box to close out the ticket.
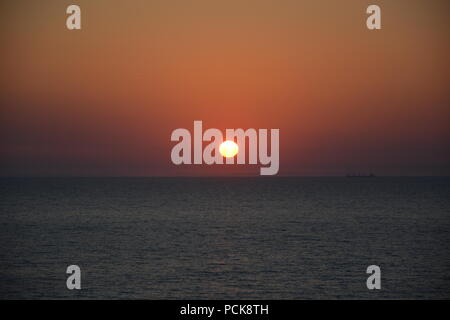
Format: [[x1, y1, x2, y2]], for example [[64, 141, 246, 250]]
[[1, 0, 449, 176]]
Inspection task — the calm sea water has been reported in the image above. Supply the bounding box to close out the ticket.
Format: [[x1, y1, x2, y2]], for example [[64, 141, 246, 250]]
[[0, 177, 449, 299]]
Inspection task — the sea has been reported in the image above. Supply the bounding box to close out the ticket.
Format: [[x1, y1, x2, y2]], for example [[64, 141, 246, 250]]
[[0, 177, 449, 299]]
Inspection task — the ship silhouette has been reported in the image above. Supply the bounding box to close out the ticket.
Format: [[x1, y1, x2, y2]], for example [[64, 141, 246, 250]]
[[346, 173, 376, 178]]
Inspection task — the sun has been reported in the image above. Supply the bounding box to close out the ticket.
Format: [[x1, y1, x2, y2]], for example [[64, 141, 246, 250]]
[[219, 140, 239, 158]]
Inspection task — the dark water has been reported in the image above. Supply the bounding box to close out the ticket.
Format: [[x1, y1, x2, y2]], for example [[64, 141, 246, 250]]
[[0, 177, 449, 299]]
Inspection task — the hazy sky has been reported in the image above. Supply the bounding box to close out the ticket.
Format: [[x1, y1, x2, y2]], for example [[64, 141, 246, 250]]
[[1, 0, 449, 176]]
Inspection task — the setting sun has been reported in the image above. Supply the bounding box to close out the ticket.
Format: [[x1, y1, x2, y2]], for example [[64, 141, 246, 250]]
[[219, 140, 239, 158]]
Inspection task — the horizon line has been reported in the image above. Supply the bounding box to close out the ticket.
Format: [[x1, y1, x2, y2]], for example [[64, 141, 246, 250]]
[[1, 175, 449, 179]]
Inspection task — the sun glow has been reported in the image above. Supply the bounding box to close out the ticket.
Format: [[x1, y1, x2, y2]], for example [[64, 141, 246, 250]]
[[219, 140, 239, 158]]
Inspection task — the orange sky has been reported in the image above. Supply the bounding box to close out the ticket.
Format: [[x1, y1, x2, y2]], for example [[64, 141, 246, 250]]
[[1, 0, 449, 176]]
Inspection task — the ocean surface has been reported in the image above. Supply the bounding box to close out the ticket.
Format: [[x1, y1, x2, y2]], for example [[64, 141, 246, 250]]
[[0, 177, 449, 299]]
